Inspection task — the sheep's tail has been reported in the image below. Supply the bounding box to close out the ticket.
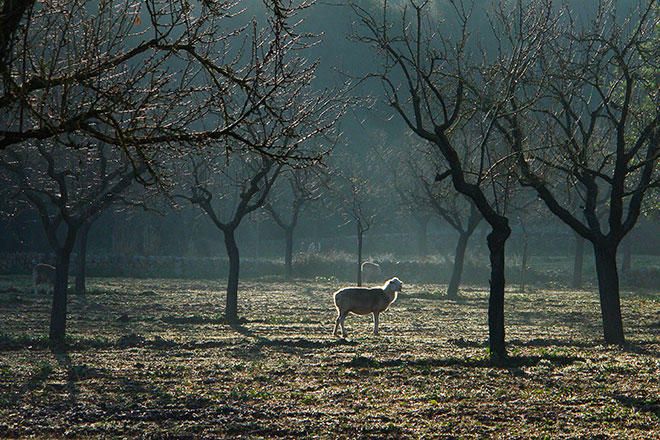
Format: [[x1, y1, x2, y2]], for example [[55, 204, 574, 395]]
[[333, 289, 345, 311]]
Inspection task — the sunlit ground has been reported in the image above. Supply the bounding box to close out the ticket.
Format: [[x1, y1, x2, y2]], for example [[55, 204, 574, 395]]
[[0, 276, 658, 438]]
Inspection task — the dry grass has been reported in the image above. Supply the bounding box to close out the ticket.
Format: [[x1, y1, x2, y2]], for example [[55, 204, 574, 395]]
[[0, 275, 658, 438]]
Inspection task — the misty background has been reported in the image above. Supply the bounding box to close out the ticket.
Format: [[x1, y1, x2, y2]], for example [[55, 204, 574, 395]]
[[1, 0, 658, 287]]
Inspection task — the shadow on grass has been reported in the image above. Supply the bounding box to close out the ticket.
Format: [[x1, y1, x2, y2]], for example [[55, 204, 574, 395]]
[[448, 338, 488, 348], [508, 338, 601, 349], [160, 314, 227, 325], [0, 333, 234, 352], [1, 323, 348, 354], [613, 394, 660, 418], [5, 359, 53, 408], [0, 334, 52, 351], [344, 353, 583, 370], [407, 292, 485, 305], [623, 342, 660, 359], [52, 347, 78, 406], [3, 345, 101, 410], [450, 337, 619, 350], [229, 321, 357, 354]]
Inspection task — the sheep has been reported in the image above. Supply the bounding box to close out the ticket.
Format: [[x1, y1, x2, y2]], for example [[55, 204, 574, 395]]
[[332, 277, 403, 338], [360, 261, 382, 284], [33, 263, 56, 294]]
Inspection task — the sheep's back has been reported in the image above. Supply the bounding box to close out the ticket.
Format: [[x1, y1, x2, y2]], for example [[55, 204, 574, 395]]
[[334, 287, 386, 315]]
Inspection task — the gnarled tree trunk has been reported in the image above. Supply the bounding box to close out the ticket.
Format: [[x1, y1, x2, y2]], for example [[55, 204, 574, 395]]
[[447, 232, 469, 299], [572, 231, 585, 289], [487, 225, 510, 362], [593, 242, 625, 345], [49, 246, 73, 342], [224, 228, 240, 323], [519, 223, 529, 293], [75, 221, 92, 295], [284, 227, 294, 280], [357, 220, 364, 287], [48, 224, 78, 343]]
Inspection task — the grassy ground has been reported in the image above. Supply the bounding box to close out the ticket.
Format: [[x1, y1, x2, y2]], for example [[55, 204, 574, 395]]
[[0, 275, 658, 438]]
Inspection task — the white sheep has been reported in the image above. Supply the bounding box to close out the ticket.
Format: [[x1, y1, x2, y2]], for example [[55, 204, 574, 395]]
[[360, 261, 382, 284], [332, 277, 403, 337], [33, 263, 55, 294]]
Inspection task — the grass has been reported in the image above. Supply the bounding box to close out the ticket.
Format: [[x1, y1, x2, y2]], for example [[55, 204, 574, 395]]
[[0, 275, 657, 438]]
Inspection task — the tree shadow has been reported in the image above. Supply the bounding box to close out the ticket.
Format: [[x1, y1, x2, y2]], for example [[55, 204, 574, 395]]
[[508, 338, 601, 349], [612, 394, 659, 418], [160, 314, 226, 325], [229, 321, 356, 357], [5, 344, 100, 410], [229, 321, 256, 338], [0, 333, 238, 353], [256, 337, 357, 351], [0, 334, 50, 351], [7, 360, 53, 408], [623, 342, 660, 359], [343, 353, 583, 370], [52, 346, 78, 406], [508, 310, 602, 334], [448, 338, 488, 348], [91, 375, 209, 420]]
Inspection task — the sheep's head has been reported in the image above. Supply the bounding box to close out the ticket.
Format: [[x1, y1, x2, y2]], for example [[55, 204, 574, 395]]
[[385, 277, 403, 292]]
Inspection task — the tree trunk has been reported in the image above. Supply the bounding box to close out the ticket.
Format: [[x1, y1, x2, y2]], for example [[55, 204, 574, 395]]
[[416, 216, 429, 257], [49, 247, 73, 343], [621, 236, 632, 275], [593, 242, 625, 345], [224, 228, 240, 323], [357, 223, 363, 287], [447, 232, 469, 299], [487, 225, 510, 362], [75, 221, 91, 295], [571, 231, 584, 289], [520, 233, 529, 293], [284, 227, 293, 280]]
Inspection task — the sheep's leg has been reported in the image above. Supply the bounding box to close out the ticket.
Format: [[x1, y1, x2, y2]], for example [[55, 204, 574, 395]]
[[333, 311, 341, 336], [373, 312, 380, 335], [339, 312, 348, 338]]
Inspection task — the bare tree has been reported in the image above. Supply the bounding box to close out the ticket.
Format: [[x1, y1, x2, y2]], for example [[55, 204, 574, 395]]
[[72, 219, 98, 295], [1, 1, 195, 163], [333, 171, 379, 287], [392, 148, 433, 257], [496, 1, 658, 345], [0, 0, 196, 343], [1, 1, 315, 172], [395, 143, 482, 298], [0, 0, 35, 66], [426, 180, 482, 299], [73, 181, 160, 295], [572, 230, 586, 288], [509, 195, 545, 294], [179, 151, 283, 322], [172, 1, 343, 322], [353, 1, 527, 360], [1, 0, 342, 339], [264, 167, 325, 280], [0, 139, 148, 341]]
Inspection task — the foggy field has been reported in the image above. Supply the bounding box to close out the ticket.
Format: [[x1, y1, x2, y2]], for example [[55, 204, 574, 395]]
[[0, 276, 658, 438]]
